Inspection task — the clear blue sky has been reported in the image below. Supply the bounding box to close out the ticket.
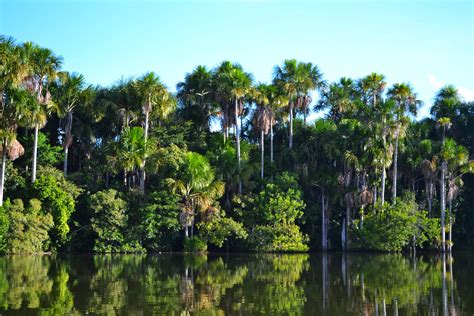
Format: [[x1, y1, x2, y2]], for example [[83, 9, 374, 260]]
[[1, 0, 473, 118]]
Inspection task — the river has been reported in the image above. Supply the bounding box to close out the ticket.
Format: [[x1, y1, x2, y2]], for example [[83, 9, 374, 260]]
[[0, 253, 471, 315]]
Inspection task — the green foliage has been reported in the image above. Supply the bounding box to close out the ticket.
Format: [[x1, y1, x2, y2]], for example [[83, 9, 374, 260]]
[[235, 173, 308, 252], [89, 189, 142, 253], [183, 236, 207, 253], [32, 166, 81, 249], [354, 194, 440, 251], [19, 132, 63, 167], [0, 206, 9, 253], [248, 223, 309, 252], [197, 210, 248, 248], [141, 190, 181, 251], [3, 198, 53, 253]]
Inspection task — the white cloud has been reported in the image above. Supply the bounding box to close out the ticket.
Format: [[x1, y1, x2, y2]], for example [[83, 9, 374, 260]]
[[428, 74, 474, 101]]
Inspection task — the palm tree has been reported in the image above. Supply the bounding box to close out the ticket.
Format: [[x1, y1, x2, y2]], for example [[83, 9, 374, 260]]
[[0, 36, 29, 205], [22, 42, 62, 182], [134, 72, 174, 192], [357, 73, 388, 203], [52, 72, 87, 176], [443, 140, 472, 252], [316, 77, 356, 122], [0, 88, 29, 206], [273, 59, 298, 150], [108, 126, 151, 188], [431, 85, 462, 120], [295, 62, 325, 126], [438, 117, 452, 252], [177, 65, 217, 131], [214, 62, 252, 193], [264, 84, 287, 164], [252, 83, 271, 178], [167, 152, 224, 238], [387, 83, 421, 202]]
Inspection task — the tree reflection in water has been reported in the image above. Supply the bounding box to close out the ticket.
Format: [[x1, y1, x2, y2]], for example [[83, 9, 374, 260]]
[[0, 253, 470, 315]]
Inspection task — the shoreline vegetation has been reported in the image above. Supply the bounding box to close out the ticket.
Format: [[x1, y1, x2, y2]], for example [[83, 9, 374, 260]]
[[1, 35, 473, 255]]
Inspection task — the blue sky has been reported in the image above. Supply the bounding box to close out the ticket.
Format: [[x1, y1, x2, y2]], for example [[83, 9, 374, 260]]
[[1, 0, 473, 119]]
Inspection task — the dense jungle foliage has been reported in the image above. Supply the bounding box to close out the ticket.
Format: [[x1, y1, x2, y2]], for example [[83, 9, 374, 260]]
[[1, 35, 473, 253]]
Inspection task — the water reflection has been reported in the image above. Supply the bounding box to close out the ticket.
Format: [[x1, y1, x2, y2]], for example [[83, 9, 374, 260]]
[[0, 253, 470, 315]]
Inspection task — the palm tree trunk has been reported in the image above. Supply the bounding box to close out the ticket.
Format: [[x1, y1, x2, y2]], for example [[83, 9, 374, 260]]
[[381, 122, 387, 205], [31, 124, 39, 182], [289, 99, 293, 150], [441, 161, 447, 252], [448, 197, 453, 252], [392, 124, 400, 202], [322, 190, 329, 251], [63, 147, 69, 175], [235, 98, 242, 194], [64, 111, 73, 176], [270, 119, 274, 163], [260, 129, 264, 179], [140, 110, 150, 193], [0, 142, 7, 207]]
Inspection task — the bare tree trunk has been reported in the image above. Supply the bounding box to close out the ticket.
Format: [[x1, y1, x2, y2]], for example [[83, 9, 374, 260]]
[[0, 143, 7, 207], [392, 124, 400, 202], [140, 110, 149, 193], [448, 197, 453, 252], [322, 190, 329, 251], [31, 124, 39, 182], [64, 111, 73, 176], [235, 98, 242, 194], [260, 129, 264, 179], [381, 114, 387, 205], [441, 161, 447, 252], [64, 147, 69, 175], [289, 99, 293, 150], [270, 119, 274, 163]]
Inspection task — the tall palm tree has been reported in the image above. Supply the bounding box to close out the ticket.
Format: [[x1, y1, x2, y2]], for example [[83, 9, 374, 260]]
[[177, 65, 217, 131], [134, 72, 174, 192], [252, 83, 271, 178], [438, 117, 452, 252], [295, 62, 325, 126], [273, 59, 299, 150], [22, 42, 62, 182], [167, 152, 224, 238], [0, 36, 29, 206], [431, 85, 462, 120], [52, 72, 86, 176], [357, 73, 388, 203], [387, 83, 421, 202], [109, 126, 151, 188], [316, 77, 356, 122], [214, 62, 252, 193], [266, 84, 287, 164]]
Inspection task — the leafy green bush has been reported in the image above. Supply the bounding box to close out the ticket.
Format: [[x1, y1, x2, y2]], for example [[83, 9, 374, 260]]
[[354, 193, 440, 251], [197, 211, 248, 248], [140, 191, 181, 251], [248, 223, 309, 252], [2, 198, 53, 253], [184, 236, 208, 253], [89, 189, 143, 253], [32, 166, 81, 249], [235, 173, 309, 252], [0, 205, 9, 253]]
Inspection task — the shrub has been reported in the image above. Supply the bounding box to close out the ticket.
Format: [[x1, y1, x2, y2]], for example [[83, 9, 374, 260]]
[[184, 236, 208, 253], [354, 193, 440, 251], [248, 223, 309, 252]]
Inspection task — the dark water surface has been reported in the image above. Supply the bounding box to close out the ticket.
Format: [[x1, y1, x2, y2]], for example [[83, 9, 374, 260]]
[[0, 253, 472, 315]]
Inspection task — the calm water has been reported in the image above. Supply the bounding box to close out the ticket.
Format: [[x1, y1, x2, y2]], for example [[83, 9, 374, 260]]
[[0, 253, 472, 315]]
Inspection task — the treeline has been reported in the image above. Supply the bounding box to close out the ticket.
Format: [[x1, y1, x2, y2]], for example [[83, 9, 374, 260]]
[[0, 35, 473, 253]]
